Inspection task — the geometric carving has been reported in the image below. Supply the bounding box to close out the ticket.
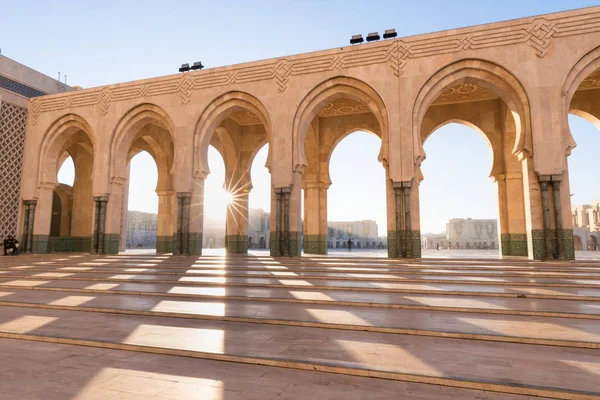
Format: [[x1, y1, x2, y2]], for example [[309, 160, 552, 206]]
[[526, 19, 556, 58], [229, 110, 262, 126], [317, 98, 371, 118], [578, 69, 600, 90], [0, 102, 27, 240], [432, 83, 499, 105]]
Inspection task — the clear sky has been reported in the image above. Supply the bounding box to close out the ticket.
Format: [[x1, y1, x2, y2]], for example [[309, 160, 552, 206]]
[[8, 0, 599, 235]]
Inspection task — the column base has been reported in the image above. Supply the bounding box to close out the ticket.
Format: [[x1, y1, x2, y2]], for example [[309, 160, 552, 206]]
[[387, 230, 421, 258], [226, 235, 248, 255], [156, 236, 173, 254], [303, 234, 327, 255], [500, 233, 528, 257], [188, 232, 203, 256], [531, 229, 575, 260], [47, 237, 92, 252], [102, 234, 120, 254], [32, 234, 49, 254], [269, 231, 301, 256]]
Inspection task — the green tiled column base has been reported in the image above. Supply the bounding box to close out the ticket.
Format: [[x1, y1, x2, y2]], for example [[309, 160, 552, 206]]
[[562, 229, 575, 260], [304, 234, 327, 255], [531, 229, 575, 260], [226, 235, 248, 255], [289, 231, 301, 257], [47, 237, 92, 252], [103, 234, 120, 254], [156, 236, 173, 254], [500, 233, 528, 257], [269, 231, 301, 256], [270, 233, 280, 256], [188, 232, 203, 256], [32, 234, 49, 254], [410, 230, 421, 258], [387, 230, 403, 258], [388, 230, 420, 258]]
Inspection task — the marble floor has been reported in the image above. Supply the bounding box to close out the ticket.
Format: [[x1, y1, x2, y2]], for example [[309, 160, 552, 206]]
[[0, 253, 598, 399]]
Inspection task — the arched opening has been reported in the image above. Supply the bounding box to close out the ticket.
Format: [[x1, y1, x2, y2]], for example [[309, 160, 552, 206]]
[[39, 115, 95, 253], [590, 235, 599, 251], [574, 235, 584, 251], [296, 77, 389, 256], [420, 123, 499, 258], [125, 151, 158, 251], [563, 47, 600, 259], [415, 62, 530, 259], [203, 145, 228, 252], [326, 131, 385, 255], [566, 64, 600, 258], [194, 92, 271, 255], [110, 104, 175, 254]]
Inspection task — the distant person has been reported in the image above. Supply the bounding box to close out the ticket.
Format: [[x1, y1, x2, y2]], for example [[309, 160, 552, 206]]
[[347, 239, 353, 252], [3, 235, 19, 256], [436, 243, 439, 250]]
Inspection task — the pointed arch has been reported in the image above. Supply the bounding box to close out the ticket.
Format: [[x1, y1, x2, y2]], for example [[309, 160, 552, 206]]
[[292, 76, 389, 173], [413, 59, 532, 165], [109, 103, 175, 184], [194, 91, 272, 178], [38, 113, 95, 186], [562, 45, 600, 154]]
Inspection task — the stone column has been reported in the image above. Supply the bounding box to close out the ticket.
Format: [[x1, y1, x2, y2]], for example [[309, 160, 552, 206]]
[[551, 178, 565, 260], [538, 175, 553, 260], [174, 192, 191, 255], [92, 196, 108, 254], [188, 177, 205, 255], [403, 182, 412, 258], [272, 190, 283, 256], [22, 200, 37, 253], [392, 182, 403, 258], [32, 185, 55, 253], [303, 182, 328, 255], [156, 191, 174, 253], [272, 186, 295, 256], [119, 167, 130, 252]]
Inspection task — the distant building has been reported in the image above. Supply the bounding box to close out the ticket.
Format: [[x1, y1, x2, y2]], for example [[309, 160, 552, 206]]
[[572, 200, 600, 251], [0, 54, 71, 242], [126, 211, 157, 248], [422, 218, 498, 250], [247, 208, 270, 249], [327, 220, 386, 249]]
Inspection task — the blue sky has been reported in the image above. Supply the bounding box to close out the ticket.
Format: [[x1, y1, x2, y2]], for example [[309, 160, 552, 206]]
[[6, 0, 599, 234]]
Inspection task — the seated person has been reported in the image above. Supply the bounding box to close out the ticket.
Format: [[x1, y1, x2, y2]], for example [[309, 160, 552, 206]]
[[3, 235, 19, 256]]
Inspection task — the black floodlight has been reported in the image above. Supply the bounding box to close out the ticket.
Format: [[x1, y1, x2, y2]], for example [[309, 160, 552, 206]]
[[366, 32, 380, 42], [350, 34, 364, 44], [179, 63, 190, 72], [383, 29, 397, 39], [191, 61, 204, 70]]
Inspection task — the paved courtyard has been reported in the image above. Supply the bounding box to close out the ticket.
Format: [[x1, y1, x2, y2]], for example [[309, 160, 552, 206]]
[[0, 253, 599, 399]]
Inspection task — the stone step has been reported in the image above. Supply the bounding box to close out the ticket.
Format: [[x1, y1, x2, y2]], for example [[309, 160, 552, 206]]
[[2, 278, 600, 317], [1, 287, 599, 348], [3, 338, 547, 400], [9, 264, 600, 279], [2, 277, 600, 308], [3, 269, 600, 289], [0, 306, 598, 399]]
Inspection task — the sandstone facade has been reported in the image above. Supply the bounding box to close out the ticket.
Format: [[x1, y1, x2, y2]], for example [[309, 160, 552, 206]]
[[17, 6, 600, 259]]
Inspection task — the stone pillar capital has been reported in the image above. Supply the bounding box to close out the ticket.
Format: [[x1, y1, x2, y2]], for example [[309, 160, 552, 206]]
[[176, 191, 192, 198]]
